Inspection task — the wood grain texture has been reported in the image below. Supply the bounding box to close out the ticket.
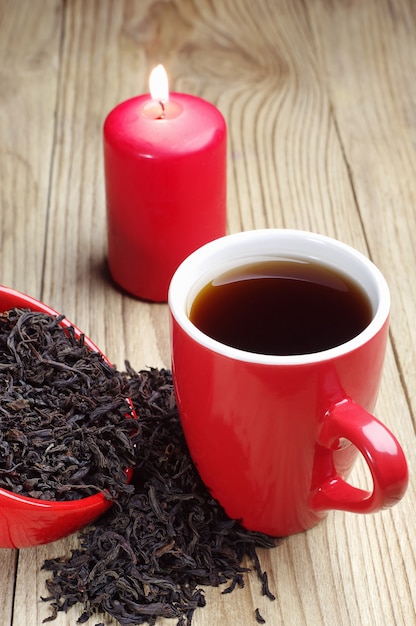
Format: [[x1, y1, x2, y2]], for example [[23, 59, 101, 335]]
[[0, 548, 17, 626], [0, 1, 415, 625], [0, 0, 62, 297]]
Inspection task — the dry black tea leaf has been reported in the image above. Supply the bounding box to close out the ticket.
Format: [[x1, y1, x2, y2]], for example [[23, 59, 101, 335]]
[[42, 366, 278, 625], [0, 308, 138, 501]]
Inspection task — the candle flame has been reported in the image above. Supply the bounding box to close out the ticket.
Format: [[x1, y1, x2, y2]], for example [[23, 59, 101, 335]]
[[149, 65, 169, 103]]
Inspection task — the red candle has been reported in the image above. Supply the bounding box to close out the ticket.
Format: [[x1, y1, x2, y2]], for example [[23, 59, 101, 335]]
[[103, 65, 227, 302]]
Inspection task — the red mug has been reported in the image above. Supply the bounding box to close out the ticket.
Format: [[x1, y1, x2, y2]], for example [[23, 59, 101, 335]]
[[168, 229, 408, 536]]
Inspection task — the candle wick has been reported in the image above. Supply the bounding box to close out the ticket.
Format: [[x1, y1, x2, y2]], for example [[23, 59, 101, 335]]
[[157, 101, 166, 119]]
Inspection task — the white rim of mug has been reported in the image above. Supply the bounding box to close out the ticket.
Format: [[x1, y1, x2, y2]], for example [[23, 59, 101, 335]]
[[168, 229, 391, 366]]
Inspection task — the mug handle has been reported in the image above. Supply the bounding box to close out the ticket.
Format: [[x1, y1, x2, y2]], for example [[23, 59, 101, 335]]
[[308, 399, 408, 513]]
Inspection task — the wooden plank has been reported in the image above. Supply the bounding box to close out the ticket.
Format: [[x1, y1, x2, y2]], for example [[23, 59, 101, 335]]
[[0, 548, 17, 626], [0, 0, 62, 296]]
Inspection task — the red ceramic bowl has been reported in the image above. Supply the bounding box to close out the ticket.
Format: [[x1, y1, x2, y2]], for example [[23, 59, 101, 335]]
[[0, 286, 134, 549]]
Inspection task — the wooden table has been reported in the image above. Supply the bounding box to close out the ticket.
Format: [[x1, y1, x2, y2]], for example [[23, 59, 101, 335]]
[[0, 1, 415, 624]]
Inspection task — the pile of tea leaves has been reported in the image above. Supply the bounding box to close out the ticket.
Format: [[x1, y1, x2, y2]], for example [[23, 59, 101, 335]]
[[42, 365, 278, 626], [0, 308, 137, 500]]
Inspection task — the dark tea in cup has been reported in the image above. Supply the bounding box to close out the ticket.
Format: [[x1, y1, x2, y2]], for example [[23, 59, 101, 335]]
[[189, 259, 373, 355]]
